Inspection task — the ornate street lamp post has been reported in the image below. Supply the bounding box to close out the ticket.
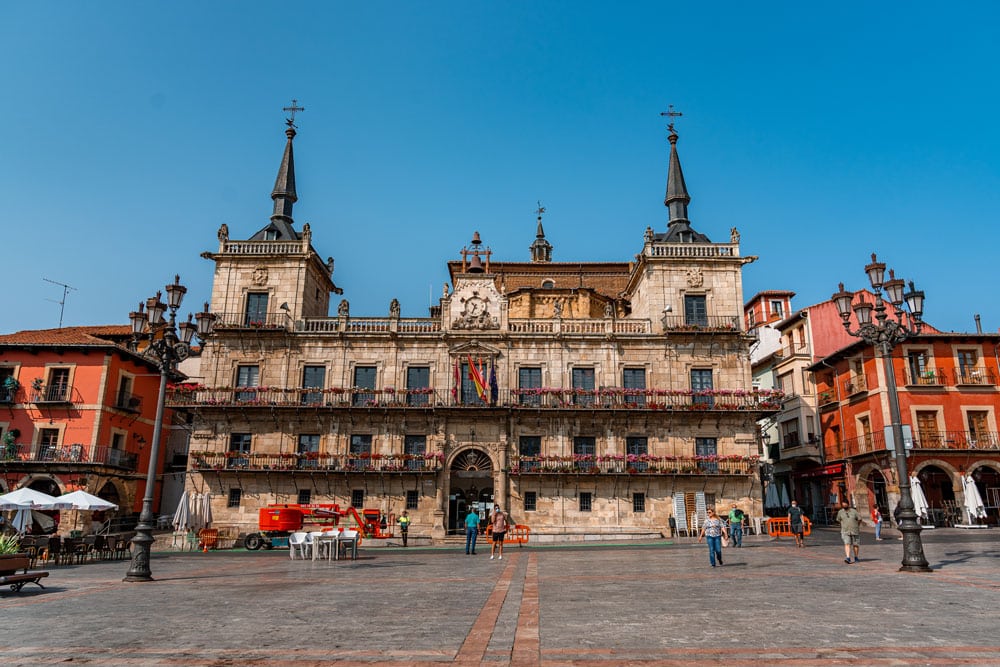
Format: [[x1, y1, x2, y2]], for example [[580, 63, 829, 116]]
[[124, 276, 215, 582], [831, 254, 931, 573]]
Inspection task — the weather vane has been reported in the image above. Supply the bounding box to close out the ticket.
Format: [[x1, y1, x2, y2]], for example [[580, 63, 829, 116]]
[[660, 104, 683, 133], [536, 201, 546, 219], [283, 99, 305, 128]]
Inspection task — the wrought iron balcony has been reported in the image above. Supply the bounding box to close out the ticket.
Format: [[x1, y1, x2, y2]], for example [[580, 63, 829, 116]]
[[30, 383, 74, 403], [955, 367, 996, 386], [904, 367, 946, 387], [114, 391, 143, 412], [0, 443, 138, 470], [189, 451, 444, 473], [661, 315, 741, 333], [166, 385, 783, 412], [510, 455, 758, 475], [842, 375, 868, 396]]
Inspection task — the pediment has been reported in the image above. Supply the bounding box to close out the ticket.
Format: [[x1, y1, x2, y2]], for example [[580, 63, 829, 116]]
[[448, 340, 503, 356]]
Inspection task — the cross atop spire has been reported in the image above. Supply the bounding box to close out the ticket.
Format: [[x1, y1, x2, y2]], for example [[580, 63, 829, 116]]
[[283, 99, 305, 128], [660, 104, 682, 136]]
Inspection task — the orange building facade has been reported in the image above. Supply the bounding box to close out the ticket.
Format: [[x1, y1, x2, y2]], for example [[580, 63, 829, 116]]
[[807, 334, 1000, 526], [0, 326, 175, 533]]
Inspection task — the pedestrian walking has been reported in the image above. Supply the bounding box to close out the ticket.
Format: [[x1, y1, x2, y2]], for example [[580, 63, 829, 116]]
[[836, 501, 862, 563], [871, 505, 883, 541], [727, 504, 745, 548], [398, 510, 411, 547], [788, 500, 806, 548], [464, 506, 479, 555], [490, 505, 509, 560], [697, 508, 728, 567]]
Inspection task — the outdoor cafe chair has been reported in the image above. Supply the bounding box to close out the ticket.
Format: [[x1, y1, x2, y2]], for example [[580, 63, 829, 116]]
[[46, 536, 67, 566], [288, 532, 309, 560], [310, 531, 334, 561], [337, 530, 359, 560]]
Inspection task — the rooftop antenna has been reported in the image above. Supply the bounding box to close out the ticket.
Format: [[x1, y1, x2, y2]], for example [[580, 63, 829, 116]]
[[660, 104, 683, 134], [43, 278, 77, 328]]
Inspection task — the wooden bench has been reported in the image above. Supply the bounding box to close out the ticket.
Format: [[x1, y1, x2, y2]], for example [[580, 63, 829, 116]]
[[0, 555, 50, 593]]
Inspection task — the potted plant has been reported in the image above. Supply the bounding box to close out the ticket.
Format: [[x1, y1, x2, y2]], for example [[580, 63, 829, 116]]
[[0, 534, 24, 574]]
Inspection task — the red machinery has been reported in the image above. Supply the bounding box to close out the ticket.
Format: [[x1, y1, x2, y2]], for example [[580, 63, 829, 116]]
[[243, 503, 394, 550]]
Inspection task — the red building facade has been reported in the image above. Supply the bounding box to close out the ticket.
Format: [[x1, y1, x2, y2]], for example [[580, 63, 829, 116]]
[[0, 326, 175, 533], [807, 333, 1000, 526]]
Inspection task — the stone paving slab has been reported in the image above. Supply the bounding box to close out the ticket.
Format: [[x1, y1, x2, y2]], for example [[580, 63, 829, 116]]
[[1, 528, 999, 666]]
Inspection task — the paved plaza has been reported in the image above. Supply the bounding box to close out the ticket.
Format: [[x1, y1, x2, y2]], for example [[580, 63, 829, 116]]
[[2, 527, 999, 666]]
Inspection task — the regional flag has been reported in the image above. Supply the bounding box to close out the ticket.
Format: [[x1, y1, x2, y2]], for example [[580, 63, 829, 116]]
[[467, 355, 489, 402]]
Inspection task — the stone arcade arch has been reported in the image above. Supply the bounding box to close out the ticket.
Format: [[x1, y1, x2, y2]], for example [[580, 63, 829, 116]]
[[446, 447, 495, 535]]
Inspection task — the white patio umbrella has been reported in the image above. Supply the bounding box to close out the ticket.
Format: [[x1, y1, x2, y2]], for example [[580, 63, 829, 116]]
[[172, 491, 193, 532], [779, 483, 790, 507], [909, 476, 930, 521], [0, 487, 73, 510], [11, 507, 32, 534], [201, 492, 213, 528], [962, 474, 987, 523], [189, 493, 205, 531], [56, 490, 118, 511]]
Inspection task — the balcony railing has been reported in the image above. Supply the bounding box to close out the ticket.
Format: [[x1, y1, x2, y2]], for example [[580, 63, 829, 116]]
[[213, 312, 290, 331], [166, 386, 783, 412], [511, 455, 757, 475], [0, 385, 17, 403], [189, 451, 444, 472], [0, 443, 138, 470], [842, 375, 868, 396], [114, 391, 143, 412], [661, 316, 741, 333], [904, 367, 946, 387], [956, 367, 996, 386], [30, 383, 73, 403], [836, 430, 1000, 458]]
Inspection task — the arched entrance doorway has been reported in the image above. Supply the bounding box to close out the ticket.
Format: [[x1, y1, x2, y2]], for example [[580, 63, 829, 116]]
[[969, 465, 1000, 526], [866, 469, 888, 514], [916, 465, 955, 525], [448, 449, 494, 535]]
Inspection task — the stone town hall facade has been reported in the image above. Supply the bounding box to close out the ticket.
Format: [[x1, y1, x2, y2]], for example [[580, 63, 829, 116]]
[[171, 119, 780, 540]]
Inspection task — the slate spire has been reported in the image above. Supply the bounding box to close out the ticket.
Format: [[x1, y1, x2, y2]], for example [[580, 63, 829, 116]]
[[529, 203, 553, 262], [270, 125, 298, 225], [664, 126, 690, 227]]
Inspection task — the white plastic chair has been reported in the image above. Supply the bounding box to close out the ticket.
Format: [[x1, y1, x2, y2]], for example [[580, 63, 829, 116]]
[[310, 531, 330, 561], [338, 530, 359, 560], [289, 532, 309, 560]]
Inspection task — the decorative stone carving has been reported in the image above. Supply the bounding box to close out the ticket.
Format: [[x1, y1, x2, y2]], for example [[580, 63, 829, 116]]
[[685, 267, 704, 288], [553, 300, 563, 319], [217, 224, 229, 242], [338, 299, 349, 317], [252, 267, 268, 286], [443, 283, 450, 298], [730, 227, 740, 244], [604, 302, 614, 318], [452, 289, 500, 329], [389, 298, 400, 318]]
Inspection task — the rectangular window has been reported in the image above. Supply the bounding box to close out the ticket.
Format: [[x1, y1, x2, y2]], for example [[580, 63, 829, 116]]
[[770, 300, 784, 318], [406, 366, 431, 406], [297, 434, 320, 468], [45, 368, 71, 401], [229, 433, 252, 453], [229, 433, 251, 467], [572, 367, 595, 407], [780, 420, 800, 447], [691, 369, 714, 407], [907, 349, 928, 383], [404, 435, 426, 470], [623, 368, 646, 407], [626, 436, 648, 471], [519, 435, 541, 471], [297, 489, 312, 505], [524, 491, 537, 512], [227, 488, 242, 508], [967, 411, 989, 442], [747, 309, 756, 328], [39, 428, 60, 459], [684, 295, 707, 326], [116, 375, 136, 410], [696, 437, 718, 473], [353, 366, 377, 406], [574, 436, 596, 471], [518, 367, 542, 406], [633, 493, 646, 513], [778, 372, 794, 396], [235, 365, 260, 402], [406, 490, 419, 510], [0, 367, 15, 402], [351, 489, 365, 508], [349, 434, 372, 469], [915, 411, 940, 447], [245, 292, 269, 326], [579, 492, 592, 512], [301, 365, 325, 405], [460, 361, 486, 406], [110, 432, 125, 453]]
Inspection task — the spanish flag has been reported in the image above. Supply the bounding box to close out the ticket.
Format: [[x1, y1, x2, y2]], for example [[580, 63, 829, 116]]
[[467, 355, 488, 402]]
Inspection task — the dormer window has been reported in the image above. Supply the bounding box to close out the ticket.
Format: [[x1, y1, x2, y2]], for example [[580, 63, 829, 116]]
[[541, 280, 555, 289], [264, 229, 279, 240]]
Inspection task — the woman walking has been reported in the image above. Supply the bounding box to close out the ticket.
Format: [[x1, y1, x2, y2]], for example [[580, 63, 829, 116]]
[[697, 508, 728, 567], [871, 505, 884, 541]]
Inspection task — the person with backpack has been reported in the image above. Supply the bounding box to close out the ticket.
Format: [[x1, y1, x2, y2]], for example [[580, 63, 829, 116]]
[[727, 504, 745, 547]]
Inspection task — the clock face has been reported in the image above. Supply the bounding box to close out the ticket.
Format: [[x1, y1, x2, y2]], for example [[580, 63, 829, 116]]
[[465, 297, 485, 316]]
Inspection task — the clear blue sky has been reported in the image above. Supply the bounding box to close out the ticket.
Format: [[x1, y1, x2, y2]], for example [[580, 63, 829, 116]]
[[3, 3, 999, 334]]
